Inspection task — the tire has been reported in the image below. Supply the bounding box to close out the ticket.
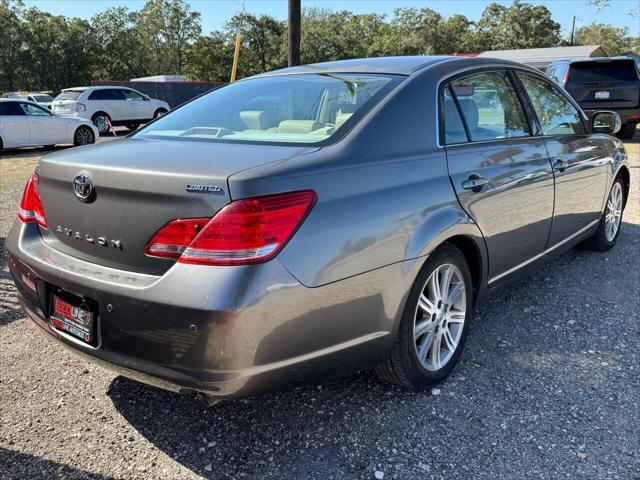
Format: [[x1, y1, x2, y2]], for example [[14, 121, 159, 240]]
[[153, 108, 167, 119], [0, 137, 3, 151], [74, 125, 95, 146], [91, 112, 111, 135], [580, 178, 625, 251], [376, 243, 473, 389], [125, 123, 140, 131], [616, 122, 636, 140]]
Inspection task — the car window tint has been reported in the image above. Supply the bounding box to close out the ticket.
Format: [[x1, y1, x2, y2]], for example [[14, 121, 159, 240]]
[[123, 89, 143, 101], [569, 60, 638, 82], [0, 102, 26, 115], [517, 72, 586, 135], [20, 103, 50, 116], [110, 89, 126, 100], [443, 87, 468, 144], [449, 71, 530, 142], [88, 90, 106, 100]]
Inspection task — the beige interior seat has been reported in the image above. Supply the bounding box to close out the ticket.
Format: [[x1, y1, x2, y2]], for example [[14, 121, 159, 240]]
[[278, 120, 323, 134], [239, 110, 275, 130]]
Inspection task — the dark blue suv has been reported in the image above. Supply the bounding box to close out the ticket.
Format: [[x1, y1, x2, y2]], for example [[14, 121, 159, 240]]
[[546, 57, 639, 139]]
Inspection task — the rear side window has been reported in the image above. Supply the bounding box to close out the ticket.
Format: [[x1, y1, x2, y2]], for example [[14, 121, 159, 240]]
[[0, 102, 25, 115], [444, 71, 530, 143], [54, 90, 83, 101], [443, 87, 467, 144], [89, 89, 125, 101], [517, 72, 586, 135], [569, 61, 639, 82]]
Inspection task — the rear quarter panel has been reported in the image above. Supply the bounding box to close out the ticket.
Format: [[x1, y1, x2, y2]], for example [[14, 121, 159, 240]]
[[228, 67, 488, 290]]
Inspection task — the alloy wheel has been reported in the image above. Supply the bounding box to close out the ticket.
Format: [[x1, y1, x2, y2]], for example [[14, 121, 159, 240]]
[[605, 182, 623, 242], [413, 263, 466, 371], [76, 127, 93, 146]]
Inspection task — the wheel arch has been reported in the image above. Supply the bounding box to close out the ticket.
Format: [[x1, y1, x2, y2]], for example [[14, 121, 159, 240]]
[[442, 234, 484, 306], [91, 111, 109, 121], [615, 165, 630, 209]]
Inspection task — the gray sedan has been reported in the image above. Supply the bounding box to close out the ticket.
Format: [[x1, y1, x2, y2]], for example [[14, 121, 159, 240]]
[[6, 56, 629, 404]]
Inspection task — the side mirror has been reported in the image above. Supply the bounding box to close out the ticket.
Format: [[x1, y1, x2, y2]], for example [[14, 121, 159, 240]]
[[143, 95, 150, 101], [592, 111, 621, 134]]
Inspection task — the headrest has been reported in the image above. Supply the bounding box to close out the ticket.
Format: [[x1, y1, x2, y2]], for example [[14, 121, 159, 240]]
[[444, 98, 465, 134], [278, 120, 323, 134], [457, 98, 479, 130], [337, 102, 358, 114], [239, 110, 274, 130]]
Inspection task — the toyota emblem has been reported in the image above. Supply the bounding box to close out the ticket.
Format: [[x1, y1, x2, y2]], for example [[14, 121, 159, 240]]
[[73, 173, 94, 201]]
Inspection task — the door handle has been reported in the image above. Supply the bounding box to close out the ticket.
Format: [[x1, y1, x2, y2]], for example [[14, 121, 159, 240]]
[[553, 159, 569, 172], [461, 176, 488, 191]]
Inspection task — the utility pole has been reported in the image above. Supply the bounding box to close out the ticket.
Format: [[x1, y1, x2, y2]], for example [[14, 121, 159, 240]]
[[570, 16, 576, 46], [288, 0, 301, 67]]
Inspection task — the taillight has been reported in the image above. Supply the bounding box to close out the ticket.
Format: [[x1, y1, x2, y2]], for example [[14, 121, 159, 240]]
[[18, 174, 48, 228], [145, 190, 316, 266]]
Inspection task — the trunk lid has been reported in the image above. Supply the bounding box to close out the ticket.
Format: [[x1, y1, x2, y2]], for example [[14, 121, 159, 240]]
[[566, 59, 640, 110], [37, 138, 317, 275]]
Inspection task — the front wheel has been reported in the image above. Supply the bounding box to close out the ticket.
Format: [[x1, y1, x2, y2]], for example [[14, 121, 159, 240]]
[[153, 108, 167, 119], [581, 178, 625, 251], [376, 244, 473, 389], [74, 126, 95, 146]]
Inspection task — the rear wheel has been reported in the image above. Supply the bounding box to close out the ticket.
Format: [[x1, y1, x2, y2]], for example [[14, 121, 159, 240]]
[[125, 123, 140, 131], [92, 112, 111, 135], [74, 126, 95, 146], [376, 244, 472, 389], [616, 122, 636, 140], [581, 178, 625, 251]]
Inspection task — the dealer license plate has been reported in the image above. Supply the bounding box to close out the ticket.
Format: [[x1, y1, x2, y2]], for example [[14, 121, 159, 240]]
[[49, 294, 95, 344], [595, 91, 610, 100]]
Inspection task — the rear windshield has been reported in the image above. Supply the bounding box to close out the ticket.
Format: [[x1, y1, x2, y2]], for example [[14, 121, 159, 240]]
[[32, 94, 52, 102], [569, 60, 639, 82], [54, 90, 83, 101], [134, 73, 401, 145]]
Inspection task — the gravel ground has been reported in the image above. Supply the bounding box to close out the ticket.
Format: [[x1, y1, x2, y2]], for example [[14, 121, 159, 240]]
[[1, 135, 639, 480]]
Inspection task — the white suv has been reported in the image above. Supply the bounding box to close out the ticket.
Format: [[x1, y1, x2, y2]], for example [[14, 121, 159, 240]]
[[51, 86, 170, 135]]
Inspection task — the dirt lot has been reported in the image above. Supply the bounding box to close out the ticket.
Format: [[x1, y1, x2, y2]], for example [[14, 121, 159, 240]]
[[1, 135, 639, 480]]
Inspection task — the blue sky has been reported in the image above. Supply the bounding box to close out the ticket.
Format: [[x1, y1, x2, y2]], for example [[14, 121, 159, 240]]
[[25, 0, 640, 36]]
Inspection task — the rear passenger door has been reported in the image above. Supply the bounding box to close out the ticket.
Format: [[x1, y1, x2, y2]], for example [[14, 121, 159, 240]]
[[89, 89, 128, 121], [0, 101, 30, 147], [515, 70, 609, 246], [442, 69, 555, 284]]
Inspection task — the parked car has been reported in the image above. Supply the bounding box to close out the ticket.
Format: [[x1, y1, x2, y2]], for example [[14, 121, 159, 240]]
[[0, 99, 98, 150], [51, 86, 170, 135], [546, 57, 640, 139], [26, 92, 54, 110], [6, 57, 629, 404]]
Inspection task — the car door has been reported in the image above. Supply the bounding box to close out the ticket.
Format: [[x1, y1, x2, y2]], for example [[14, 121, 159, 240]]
[[515, 70, 609, 246], [442, 69, 555, 284], [0, 101, 30, 147], [20, 102, 67, 145], [123, 88, 154, 120]]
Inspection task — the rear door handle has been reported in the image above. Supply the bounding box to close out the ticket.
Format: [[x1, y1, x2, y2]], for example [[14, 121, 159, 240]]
[[553, 159, 569, 171], [461, 176, 488, 191]]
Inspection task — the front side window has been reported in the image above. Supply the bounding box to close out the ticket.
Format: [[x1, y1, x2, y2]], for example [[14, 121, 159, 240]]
[[517, 72, 585, 135], [447, 71, 530, 142], [134, 73, 401, 145], [123, 89, 144, 101], [20, 103, 50, 116]]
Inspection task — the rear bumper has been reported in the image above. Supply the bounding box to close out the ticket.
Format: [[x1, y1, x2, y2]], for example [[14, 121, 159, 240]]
[[6, 221, 408, 399], [584, 107, 640, 124]]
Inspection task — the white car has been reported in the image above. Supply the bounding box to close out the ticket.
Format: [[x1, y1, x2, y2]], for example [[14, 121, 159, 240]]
[[51, 86, 170, 135], [26, 93, 54, 110], [0, 99, 98, 150]]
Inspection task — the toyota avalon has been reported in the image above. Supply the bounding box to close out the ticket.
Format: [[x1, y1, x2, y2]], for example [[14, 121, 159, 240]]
[[6, 56, 629, 403]]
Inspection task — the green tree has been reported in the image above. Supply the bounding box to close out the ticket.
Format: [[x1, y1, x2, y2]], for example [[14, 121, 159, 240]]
[[91, 7, 150, 80], [574, 23, 636, 56], [476, 0, 561, 50], [225, 12, 286, 77], [0, 0, 26, 92], [137, 0, 201, 74], [184, 32, 233, 81]]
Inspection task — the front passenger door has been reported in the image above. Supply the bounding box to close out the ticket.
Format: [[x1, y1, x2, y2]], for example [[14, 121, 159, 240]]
[[515, 71, 608, 246], [443, 70, 555, 284]]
